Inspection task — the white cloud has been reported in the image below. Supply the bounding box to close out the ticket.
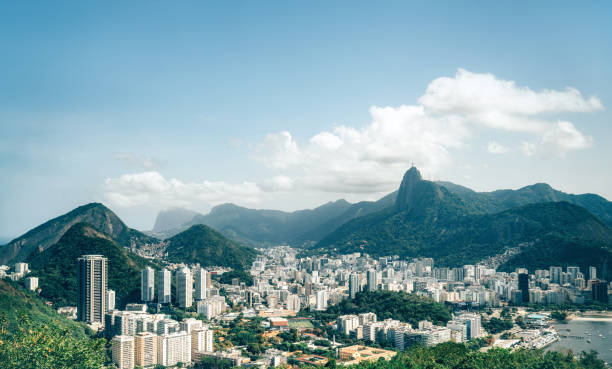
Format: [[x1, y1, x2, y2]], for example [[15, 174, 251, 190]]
[[487, 141, 508, 154], [541, 121, 593, 156], [104, 171, 263, 208], [255, 69, 601, 194], [105, 69, 603, 209]]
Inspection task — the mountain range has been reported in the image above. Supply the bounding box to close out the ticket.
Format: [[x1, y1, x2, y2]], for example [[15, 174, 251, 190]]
[[315, 167, 612, 276], [0, 203, 157, 265], [2, 167, 611, 278]]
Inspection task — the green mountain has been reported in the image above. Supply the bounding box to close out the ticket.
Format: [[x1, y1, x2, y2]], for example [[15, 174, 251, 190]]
[[157, 193, 396, 248], [315, 167, 612, 276], [26, 223, 158, 307], [182, 199, 354, 246], [165, 224, 258, 270], [437, 181, 612, 225], [0, 279, 90, 337], [0, 203, 159, 265]]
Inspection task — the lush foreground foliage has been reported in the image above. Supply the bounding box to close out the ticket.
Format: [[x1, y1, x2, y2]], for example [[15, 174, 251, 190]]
[[311, 342, 605, 369], [0, 318, 106, 369], [315, 291, 452, 327]]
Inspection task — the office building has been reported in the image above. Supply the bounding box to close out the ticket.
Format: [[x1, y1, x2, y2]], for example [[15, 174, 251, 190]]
[[518, 273, 529, 304], [77, 255, 107, 325], [176, 267, 193, 308], [589, 266, 597, 281], [141, 266, 155, 302], [112, 335, 135, 369], [135, 332, 157, 367], [157, 269, 171, 304], [194, 268, 208, 300]]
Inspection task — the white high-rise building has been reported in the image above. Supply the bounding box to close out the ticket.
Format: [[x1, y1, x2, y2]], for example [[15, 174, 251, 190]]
[[157, 269, 171, 304], [176, 267, 193, 308], [192, 328, 214, 355], [367, 270, 378, 292], [287, 294, 301, 312], [316, 290, 327, 310], [589, 266, 597, 281], [25, 276, 38, 291], [112, 335, 135, 369], [135, 332, 157, 368], [77, 255, 107, 326], [14, 262, 29, 274], [349, 273, 360, 299], [106, 290, 116, 312], [194, 268, 208, 300], [141, 267, 155, 302], [158, 331, 191, 367]]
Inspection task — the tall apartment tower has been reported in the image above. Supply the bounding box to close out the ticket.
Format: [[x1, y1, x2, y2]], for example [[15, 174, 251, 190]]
[[77, 255, 107, 325], [349, 273, 360, 299], [112, 335, 135, 369], [176, 267, 193, 308], [135, 332, 157, 367], [194, 268, 208, 300], [157, 269, 171, 304], [367, 270, 378, 292], [141, 266, 155, 302]]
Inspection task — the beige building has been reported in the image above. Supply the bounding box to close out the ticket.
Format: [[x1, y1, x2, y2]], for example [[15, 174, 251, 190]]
[[339, 345, 396, 366], [135, 332, 157, 367], [112, 335, 135, 369]]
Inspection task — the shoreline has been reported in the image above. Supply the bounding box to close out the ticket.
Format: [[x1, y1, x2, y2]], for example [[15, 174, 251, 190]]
[[566, 311, 612, 322]]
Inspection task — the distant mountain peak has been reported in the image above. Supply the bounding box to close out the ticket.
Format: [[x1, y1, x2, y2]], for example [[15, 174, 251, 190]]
[[395, 166, 424, 210]]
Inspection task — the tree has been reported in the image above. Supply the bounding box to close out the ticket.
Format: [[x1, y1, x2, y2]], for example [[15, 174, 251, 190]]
[[0, 318, 106, 369]]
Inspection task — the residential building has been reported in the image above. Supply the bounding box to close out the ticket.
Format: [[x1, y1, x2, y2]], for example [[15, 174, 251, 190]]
[[77, 255, 107, 326], [112, 335, 135, 369], [141, 266, 155, 302]]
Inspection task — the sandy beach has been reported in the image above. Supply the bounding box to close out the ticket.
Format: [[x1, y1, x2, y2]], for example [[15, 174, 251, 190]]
[[567, 311, 612, 322]]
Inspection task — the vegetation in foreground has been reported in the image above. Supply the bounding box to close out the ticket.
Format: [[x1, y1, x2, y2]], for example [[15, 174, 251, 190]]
[[306, 342, 607, 369], [0, 317, 106, 369]]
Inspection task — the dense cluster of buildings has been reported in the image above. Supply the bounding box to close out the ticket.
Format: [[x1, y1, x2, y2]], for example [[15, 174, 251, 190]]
[[72, 255, 219, 369], [231, 247, 609, 317], [336, 311, 481, 350]]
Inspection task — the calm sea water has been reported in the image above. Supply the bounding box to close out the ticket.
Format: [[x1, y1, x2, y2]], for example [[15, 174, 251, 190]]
[[546, 318, 612, 365]]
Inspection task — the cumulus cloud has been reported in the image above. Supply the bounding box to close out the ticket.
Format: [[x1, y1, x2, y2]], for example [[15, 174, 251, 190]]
[[104, 171, 263, 208], [255, 69, 601, 194], [105, 69, 602, 208]]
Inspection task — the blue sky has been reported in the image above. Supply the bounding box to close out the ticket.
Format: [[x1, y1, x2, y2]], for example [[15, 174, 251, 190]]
[[1, 1, 611, 238]]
